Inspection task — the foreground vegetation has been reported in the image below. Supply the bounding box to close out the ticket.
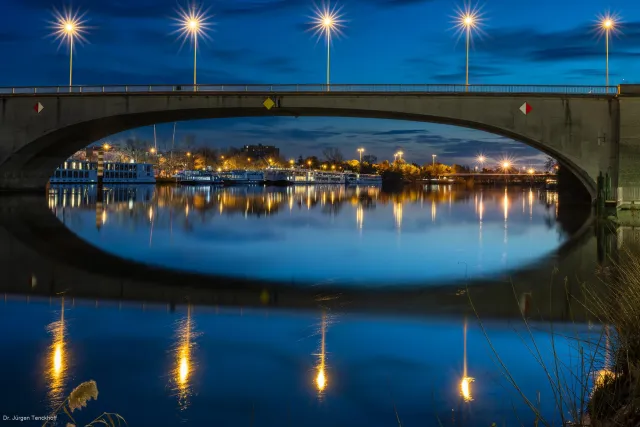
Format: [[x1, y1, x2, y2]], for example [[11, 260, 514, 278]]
[[467, 244, 640, 426], [44, 380, 126, 427]]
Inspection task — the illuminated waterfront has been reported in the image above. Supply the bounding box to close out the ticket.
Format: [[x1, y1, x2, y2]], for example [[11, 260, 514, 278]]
[[46, 184, 572, 286]]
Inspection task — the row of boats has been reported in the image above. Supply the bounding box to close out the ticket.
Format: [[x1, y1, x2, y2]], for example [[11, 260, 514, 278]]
[[174, 169, 383, 186], [48, 160, 382, 187]]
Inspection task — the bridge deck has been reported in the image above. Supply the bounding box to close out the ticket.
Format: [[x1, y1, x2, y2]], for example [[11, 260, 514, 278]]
[[0, 83, 619, 97]]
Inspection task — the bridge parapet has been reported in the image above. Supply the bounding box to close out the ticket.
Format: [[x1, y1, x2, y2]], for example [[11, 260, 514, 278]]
[[0, 83, 619, 96]]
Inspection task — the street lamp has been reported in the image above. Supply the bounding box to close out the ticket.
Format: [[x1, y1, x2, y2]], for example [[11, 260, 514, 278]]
[[432, 154, 437, 168], [357, 148, 364, 163], [310, 2, 345, 91], [455, 4, 482, 88], [397, 151, 404, 161], [598, 14, 619, 87], [51, 7, 89, 88], [173, 4, 212, 89], [102, 143, 111, 151]]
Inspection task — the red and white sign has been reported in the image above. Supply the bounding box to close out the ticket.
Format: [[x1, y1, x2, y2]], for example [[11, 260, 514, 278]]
[[34, 102, 44, 113], [519, 102, 532, 115]]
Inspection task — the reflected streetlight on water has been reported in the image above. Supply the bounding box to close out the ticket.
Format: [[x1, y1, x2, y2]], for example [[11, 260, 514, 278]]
[[315, 311, 329, 397], [393, 201, 403, 230], [460, 317, 474, 402], [172, 305, 196, 411], [46, 297, 68, 410]]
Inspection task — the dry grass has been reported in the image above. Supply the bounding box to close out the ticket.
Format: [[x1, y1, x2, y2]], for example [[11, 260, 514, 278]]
[[465, 244, 640, 426], [582, 247, 640, 426], [43, 380, 126, 427]]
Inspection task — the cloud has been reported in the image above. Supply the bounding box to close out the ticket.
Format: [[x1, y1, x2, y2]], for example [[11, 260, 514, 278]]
[[17, 0, 177, 19], [374, 0, 436, 6], [477, 21, 640, 63], [430, 65, 507, 81], [372, 129, 426, 136], [219, 0, 306, 16]]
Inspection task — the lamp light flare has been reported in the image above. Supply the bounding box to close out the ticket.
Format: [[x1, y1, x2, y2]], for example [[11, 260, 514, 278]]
[[452, 3, 485, 37], [50, 7, 90, 48], [171, 3, 213, 50], [309, 2, 346, 40], [596, 12, 620, 34]]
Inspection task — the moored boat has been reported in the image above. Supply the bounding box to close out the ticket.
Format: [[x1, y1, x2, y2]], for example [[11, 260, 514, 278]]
[[50, 160, 155, 184], [175, 170, 223, 185], [314, 171, 346, 184], [221, 170, 265, 185], [264, 169, 293, 186]]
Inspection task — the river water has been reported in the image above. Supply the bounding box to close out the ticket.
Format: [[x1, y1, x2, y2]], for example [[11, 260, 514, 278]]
[[47, 184, 572, 286], [0, 184, 610, 426]]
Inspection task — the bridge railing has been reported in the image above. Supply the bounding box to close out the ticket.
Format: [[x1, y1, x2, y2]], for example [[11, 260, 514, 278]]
[[0, 84, 619, 95]]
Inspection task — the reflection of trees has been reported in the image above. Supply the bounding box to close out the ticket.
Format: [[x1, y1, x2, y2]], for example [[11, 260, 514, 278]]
[[49, 184, 583, 238]]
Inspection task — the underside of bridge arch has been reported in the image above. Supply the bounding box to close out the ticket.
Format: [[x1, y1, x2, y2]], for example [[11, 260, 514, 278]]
[[0, 107, 596, 198]]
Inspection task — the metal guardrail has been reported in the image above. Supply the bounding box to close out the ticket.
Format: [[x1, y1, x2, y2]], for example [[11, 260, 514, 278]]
[[0, 84, 620, 95]]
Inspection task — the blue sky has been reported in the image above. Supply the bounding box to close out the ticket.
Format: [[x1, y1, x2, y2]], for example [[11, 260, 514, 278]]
[[1, 0, 638, 167]]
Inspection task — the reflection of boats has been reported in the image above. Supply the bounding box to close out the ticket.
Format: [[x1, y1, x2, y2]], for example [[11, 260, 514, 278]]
[[314, 171, 345, 184], [220, 170, 265, 185], [50, 160, 155, 184], [345, 172, 382, 186], [545, 178, 558, 189], [175, 170, 223, 185]]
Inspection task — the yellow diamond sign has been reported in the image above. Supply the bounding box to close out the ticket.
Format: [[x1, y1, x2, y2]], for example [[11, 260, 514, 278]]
[[263, 97, 275, 110]]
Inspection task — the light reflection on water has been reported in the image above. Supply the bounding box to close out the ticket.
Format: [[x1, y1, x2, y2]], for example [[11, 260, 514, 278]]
[[45, 297, 68, 411], [0, 297, 608, 427], [47, 184, 567, 286]]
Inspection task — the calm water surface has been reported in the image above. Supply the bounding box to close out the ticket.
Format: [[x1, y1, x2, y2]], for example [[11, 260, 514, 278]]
[[0, 297, 599, 426], [47, 184, 568, 286]]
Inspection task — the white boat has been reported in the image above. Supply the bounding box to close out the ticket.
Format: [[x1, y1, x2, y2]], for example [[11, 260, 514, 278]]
[[221, 169, 265, 185], [264, 169, 293, 186], [50, 160, 155, 184], [357, 174, 383, 185], [345, 171, 382, 185], [290, 169, 315, 185], [175, 170, 223, 185], [314, 171, 345, 184]]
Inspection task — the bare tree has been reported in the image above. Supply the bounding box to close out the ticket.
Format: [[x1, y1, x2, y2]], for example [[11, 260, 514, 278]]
[[544, 156, 558, 172], [322, 147, 344, 163]]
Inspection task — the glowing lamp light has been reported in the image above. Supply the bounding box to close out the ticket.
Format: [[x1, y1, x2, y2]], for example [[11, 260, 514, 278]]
[[502, 161, 510, 169]]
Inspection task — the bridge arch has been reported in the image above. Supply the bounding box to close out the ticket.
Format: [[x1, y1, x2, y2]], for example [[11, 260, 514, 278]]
[[0, 92, 617, 199]]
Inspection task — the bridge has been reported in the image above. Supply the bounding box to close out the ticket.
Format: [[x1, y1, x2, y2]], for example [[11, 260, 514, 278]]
[[1, 83, 639, 207]]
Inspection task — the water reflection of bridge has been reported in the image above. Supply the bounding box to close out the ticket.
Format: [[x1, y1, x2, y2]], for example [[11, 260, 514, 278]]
[[0, 188, 625, 322]]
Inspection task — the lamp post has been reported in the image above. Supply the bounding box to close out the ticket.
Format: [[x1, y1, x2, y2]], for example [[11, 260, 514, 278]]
[[432, 154, 437, 169], [357, 148, 364, 163], [310, 3, 345, 92], [173, 4, 212, 90], [502, 161, 511, 184], [455, 6, 481, 89], [476, 155, 485, 175], [397, 151, 404, 161], [51, 8, 89, 88], [599, 15, 617, 87]]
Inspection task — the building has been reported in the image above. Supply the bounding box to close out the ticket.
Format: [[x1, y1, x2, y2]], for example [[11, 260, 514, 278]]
[[241, 144, 280, 159], [362, 155, 378, 164]]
